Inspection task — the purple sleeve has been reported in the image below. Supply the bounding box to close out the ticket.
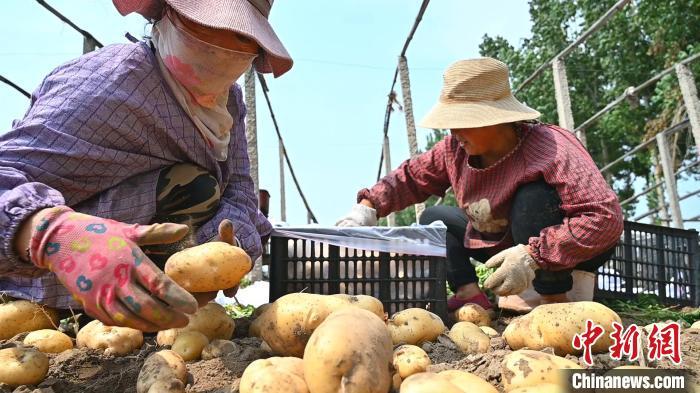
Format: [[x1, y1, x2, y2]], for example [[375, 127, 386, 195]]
[[195, 90, 271, 261]]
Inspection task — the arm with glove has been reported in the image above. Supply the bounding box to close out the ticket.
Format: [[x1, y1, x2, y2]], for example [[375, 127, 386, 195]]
[[337, 138, 453, 227]]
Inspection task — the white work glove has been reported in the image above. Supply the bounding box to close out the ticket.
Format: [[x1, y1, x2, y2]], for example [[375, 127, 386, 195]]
[[483, 244, 540, 296], [336, 204, 378, 227]]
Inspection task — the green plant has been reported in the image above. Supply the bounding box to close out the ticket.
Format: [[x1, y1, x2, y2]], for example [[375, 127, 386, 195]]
[[602, 294, 700, 325], [223, 303, 256, 319]]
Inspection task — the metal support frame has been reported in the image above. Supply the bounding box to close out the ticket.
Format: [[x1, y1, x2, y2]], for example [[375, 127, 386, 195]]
[[655, 133, 684, 228], [676, 63, 700, 158], [279, 143, 286, 222], [552, 57, 579, 143], [245, 68, 259, 196], [398, 55, 425, 222]]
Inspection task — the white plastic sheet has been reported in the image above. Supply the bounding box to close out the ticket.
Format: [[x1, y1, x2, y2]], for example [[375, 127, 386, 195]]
[[271, 222, 447, 257]]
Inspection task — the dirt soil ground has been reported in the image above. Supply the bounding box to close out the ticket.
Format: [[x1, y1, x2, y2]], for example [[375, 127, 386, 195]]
[[2, 314, 698, 393]]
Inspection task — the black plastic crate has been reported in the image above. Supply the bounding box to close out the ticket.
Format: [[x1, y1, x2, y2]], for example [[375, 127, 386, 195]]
[[270, 235, 448, 320], [595, 221, 699, 306]]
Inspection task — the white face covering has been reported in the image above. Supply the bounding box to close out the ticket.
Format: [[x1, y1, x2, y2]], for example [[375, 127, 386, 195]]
[[152, 13, 257, 161]]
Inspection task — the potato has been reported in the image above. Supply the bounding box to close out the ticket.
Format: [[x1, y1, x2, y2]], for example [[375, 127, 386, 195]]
[[157, 303, 235, 345], [0, 347, 49, 386], [399, 372, 466, 393], [171, 331, 209, 361], [77, 320, 144, 356], [448, 322, 490, 354], [23, 329, 73, 353], [453, 304, 491, 326], [330, 294, 385, 319], [503, 301, 620, 355], [387, 308, 445, 345], [508, 384, 565, 393], [480, 326, 499, 338], [137, 350, 187, 393], [439, 370, 499, 393], [201, 339, 239, 360], [165, 241, 252, 292], [254, 293, 385, 357], [501, 350, 582, 392], [0, 300, 59, 340], [303, 308, 392, 393], [240, 357, 308, 393], [392, 345, 431, 378], [691, 320, 700, 330]]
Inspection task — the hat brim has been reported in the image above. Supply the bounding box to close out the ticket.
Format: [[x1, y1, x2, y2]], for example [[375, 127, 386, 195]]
[[419, 95, 540, 129], [166, 0, 292, 77]]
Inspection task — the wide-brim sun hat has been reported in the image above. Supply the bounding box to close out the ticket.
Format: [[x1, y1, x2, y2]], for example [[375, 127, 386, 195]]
[[419, 58, 540, 129], [113, 0, 292, 77]]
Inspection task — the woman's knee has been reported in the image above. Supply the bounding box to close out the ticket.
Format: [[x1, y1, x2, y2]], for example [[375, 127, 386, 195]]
[[419, 205, 466, 226], [510, 180, 564, 243]]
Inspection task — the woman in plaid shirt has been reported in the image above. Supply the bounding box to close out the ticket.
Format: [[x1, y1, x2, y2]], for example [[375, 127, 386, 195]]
[[338, 58, 623, 313], [0, 0, 290, 332]]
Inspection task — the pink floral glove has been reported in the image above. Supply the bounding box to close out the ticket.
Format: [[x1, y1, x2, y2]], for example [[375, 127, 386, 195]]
[[29, 206, 198, 332]]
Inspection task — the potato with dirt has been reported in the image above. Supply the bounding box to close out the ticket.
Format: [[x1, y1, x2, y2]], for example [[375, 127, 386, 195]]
[[330, 293, 385, 319], [252, 293, 385, 357], [201, 339, 240, 360], [165, 241, 252, 292], [0, 300, 59, 340], [453, 304, 491, 326], [23, 329, 73, 353], [503, 301, 620, 355], [157, 302, 235, 345], [303, 308, 393, 393], [392, 345, 431, 378], [137, 349, 187, 393], [439, 370, 499, 393], [501, 350, 582, 392], [171, 331, 209, 361], [448, 321, 490, 354], [240, 357, 308, 393], [0, 347, 49, 387], [387, 308, 445, 345], [76, 320, 144, 356]]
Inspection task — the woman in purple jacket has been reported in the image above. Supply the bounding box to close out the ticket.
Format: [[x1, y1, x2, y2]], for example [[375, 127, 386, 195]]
[[0, 0, 291, 332]]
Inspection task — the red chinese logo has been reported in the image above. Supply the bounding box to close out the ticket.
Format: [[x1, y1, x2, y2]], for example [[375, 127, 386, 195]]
[[608, 322, 642, 361], [647, 322, 682, 364], [572, 319, 605, 366]]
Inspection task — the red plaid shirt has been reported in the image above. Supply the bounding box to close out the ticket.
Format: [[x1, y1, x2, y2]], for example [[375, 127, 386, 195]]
[[358, 122, 623, 270]]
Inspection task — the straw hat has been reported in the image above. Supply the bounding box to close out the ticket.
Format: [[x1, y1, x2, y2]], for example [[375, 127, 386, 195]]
[[113, 0, 292, 77], [419, 58, 540, 129]]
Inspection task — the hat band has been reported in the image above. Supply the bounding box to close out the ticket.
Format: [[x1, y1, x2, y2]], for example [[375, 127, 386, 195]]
[[248, 0, 271, 18]]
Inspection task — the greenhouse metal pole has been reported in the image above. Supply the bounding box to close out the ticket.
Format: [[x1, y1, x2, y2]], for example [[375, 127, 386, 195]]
[[676, 63, 700, 157], [656, 133, 683, 228], [398, 55, 425, 222]]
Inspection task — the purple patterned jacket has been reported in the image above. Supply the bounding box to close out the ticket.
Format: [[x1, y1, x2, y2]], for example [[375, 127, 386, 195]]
[[0, 42, 271, 308]]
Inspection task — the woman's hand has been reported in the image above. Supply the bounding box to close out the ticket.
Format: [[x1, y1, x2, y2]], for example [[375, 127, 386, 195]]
[[482, 244, 540, 296], [27, 206, 198, 332], [336, 200, 378, 227]]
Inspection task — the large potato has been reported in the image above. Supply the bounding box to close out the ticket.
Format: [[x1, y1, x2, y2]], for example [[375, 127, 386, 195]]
[[439, 370, 499, 393], [387, 308, 445, 345], [0, 300, 59, 340], [453, 304, 491, 326], [23, 329, 73, 353], [393, 345, 431, 378], [77, 320, 144, 356], [137, 350, 187, 393], [165, 242, 252, 292], [171, 331, 209, 361], [240, 357, 308, 393], [330, 294, 385, 319], [501, 350, 582, 392], [400, 373, 465, 393], [157, 303, 235, 345], [0, 347, 49, 386], [303, 308, 392, 393], [254, 293, 385, 357], [691, 320, 700, 330], [503, 302, 620, 355], [448, 322, 490, 354]]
